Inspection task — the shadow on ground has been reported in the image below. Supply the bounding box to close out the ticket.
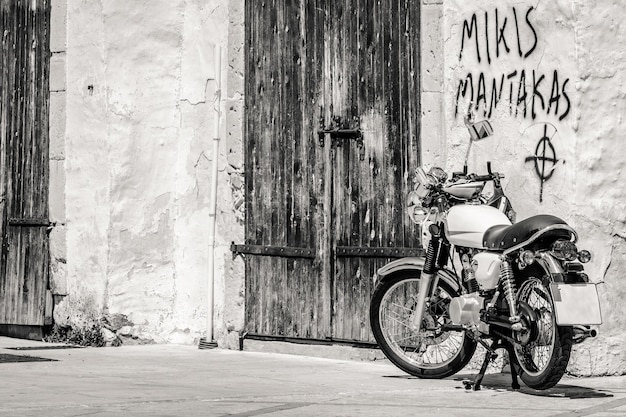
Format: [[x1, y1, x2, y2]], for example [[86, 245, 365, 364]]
[[383, 372, 615, 399]]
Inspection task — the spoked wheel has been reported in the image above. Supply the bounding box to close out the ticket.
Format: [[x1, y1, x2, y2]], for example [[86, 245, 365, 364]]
[[512, 277, 573, 390], [369, 271, 476, 378]]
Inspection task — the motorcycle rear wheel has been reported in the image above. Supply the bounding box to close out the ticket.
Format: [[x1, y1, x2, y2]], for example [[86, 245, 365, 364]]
[[370, 271, 477, 378], [512, 276, 573, 390]]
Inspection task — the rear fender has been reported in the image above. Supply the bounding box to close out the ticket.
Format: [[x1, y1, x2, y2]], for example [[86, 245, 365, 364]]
[[375, 257, 461, 293]]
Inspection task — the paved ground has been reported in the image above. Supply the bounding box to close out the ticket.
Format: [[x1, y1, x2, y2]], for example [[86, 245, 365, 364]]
[[1, 336, 625, 417]]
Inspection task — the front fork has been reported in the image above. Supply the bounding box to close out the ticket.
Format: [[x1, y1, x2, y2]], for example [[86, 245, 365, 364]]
[[411, 224, 448, 330]]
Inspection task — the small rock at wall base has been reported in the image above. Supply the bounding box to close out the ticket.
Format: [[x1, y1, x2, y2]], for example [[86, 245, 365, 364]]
[[117, 325, 133, 336], [101, 327, 117, 343], [102, 313, 134, 331]]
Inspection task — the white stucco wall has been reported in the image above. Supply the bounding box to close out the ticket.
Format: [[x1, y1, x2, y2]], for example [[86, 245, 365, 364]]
[[50, 0, 623, 375], [54, 0, 245, 346], [439, 0, 626, 374]]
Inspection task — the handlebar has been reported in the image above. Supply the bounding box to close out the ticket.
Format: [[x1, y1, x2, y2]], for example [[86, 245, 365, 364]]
[[451, 161, 504, 183], [451, 172, 504, 182], [471, 173, 504, 182]]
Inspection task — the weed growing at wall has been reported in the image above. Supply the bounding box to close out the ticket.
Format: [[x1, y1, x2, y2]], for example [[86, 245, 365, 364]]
[[44, 323, 107, 347]]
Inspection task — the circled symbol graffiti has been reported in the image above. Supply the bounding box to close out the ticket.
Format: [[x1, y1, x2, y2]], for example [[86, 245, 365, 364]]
[[524, 124, 559, 202]]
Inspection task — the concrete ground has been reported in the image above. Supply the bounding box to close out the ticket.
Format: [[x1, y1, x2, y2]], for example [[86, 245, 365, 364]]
[[1, 336, 625, 417]]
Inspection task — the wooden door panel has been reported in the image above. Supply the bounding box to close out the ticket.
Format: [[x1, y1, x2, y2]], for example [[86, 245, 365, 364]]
[[1, 228, 48, 324], [0, 0, 50, 327], [328, 0, 421, 341], [245, 255, 326, 339], [244, 0, 420, 343], [244, 0, 331, 339]]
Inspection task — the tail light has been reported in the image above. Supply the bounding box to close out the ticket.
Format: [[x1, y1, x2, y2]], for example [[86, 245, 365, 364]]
[[550, 239, 578, 261], [578, 250, 592, 263]]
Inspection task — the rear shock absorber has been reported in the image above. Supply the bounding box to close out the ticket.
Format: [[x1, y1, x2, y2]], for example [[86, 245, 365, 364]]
[[500, 258, 521, 329]]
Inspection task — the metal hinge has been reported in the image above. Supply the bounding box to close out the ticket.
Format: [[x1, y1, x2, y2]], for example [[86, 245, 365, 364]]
[[336, 246, 424, 258], [8, 218, 51, 227]]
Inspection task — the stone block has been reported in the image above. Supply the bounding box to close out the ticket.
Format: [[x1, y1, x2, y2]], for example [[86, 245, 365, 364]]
[[50, 258, 67, 295], [50, 52, 66, 92], [421, 5, 443, 93], [50, 0, 67, 52], [421, 91, 446, 168], [49, 225, 67, 295], [49, 159, 66, 223], [49, 92, 66, 160], [225, 98, 243, 168]]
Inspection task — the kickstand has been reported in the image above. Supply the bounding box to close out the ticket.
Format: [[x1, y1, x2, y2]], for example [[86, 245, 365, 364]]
[[464, 342, 498, 391], [463, 339, 521, 391], [504, 344, 521, 390]]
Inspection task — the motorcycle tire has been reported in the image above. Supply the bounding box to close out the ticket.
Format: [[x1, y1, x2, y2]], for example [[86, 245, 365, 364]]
[[370, 271, 477, 379], [512, 277, 574, 390]]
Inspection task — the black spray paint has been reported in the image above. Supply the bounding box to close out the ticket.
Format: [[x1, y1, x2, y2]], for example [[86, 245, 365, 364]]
[[455, 6, 570, 121]]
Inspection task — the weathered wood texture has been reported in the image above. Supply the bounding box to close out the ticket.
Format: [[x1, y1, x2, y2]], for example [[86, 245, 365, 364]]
[[0, 0, 50, 326], [244, 0, 420, 343]]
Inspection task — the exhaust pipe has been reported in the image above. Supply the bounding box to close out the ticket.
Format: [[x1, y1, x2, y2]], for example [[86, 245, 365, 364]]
[[573, 325, 597, 344]]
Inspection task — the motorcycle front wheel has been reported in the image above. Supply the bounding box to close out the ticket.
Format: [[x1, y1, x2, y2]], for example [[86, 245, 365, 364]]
[[369, 271, 477, 378], [512, 276, 574, 390]]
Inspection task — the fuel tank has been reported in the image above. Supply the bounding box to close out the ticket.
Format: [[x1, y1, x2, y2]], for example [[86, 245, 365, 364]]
[[444, 205, 511, 249]]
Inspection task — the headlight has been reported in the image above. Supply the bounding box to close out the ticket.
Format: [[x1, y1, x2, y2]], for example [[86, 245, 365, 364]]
[[551, 239, 578, 261], [407, 190, 422, 207], [414, 168, 435, 197], [407, 191, 427, 224]]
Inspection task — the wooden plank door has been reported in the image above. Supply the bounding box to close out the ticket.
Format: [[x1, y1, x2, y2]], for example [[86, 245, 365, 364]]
[[0, 0, 51, 328], [243, 0, 421, 343], [325, 1, 422, 342], [243, 0, 330, 340]]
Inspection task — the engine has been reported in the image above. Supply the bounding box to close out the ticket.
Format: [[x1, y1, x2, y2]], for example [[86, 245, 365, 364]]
[[449, 293, 485, 326]]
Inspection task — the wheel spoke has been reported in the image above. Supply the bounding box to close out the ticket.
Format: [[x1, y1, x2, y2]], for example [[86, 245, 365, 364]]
[[514, 277, 558, 377], [377, 277, 468, 369]]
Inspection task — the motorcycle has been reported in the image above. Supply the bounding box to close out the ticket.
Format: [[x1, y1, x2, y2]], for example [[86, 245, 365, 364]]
[[369, 117, 602, 390]]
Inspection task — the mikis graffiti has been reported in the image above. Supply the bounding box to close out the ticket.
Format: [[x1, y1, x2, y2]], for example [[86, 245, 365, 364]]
[[454, 6, 571, 121]]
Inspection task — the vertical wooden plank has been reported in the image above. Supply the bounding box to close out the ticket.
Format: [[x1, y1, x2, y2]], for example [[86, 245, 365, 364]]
[[259, 0, 273, 335], [243, 0, 257, 334], [305, 0, 323, 339], [271, 0, 284, 337], [22, 2, 34, 325], [0, 2, 8, 323], [5, 0, 20, 323], [359, 0, 373, 343], [320, 0, 333, 340], [408, 0, 421, 246]]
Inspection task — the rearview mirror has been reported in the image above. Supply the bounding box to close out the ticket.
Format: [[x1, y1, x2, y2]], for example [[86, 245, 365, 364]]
[[468, 120, 493, 142]]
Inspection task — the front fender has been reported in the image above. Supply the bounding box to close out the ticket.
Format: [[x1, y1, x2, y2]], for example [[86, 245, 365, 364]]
[[377, 257, 425, 277], [375, 257, 461, 293]]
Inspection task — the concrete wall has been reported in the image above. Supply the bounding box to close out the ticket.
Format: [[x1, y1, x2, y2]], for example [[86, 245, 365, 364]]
[[430, 0, 625, 375], [51, 0, 245, 346]]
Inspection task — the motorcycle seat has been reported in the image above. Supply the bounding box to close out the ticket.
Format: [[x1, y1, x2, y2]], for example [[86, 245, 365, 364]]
[[483, 214, 573, 251]]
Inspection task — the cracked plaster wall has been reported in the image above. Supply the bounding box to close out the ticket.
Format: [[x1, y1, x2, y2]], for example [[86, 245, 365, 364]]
[[435, 0, 626, 375], [57, 0, 245, 345]]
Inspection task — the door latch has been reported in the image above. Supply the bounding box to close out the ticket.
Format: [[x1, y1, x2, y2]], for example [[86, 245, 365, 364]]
[[318, 116, 364, 160]]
